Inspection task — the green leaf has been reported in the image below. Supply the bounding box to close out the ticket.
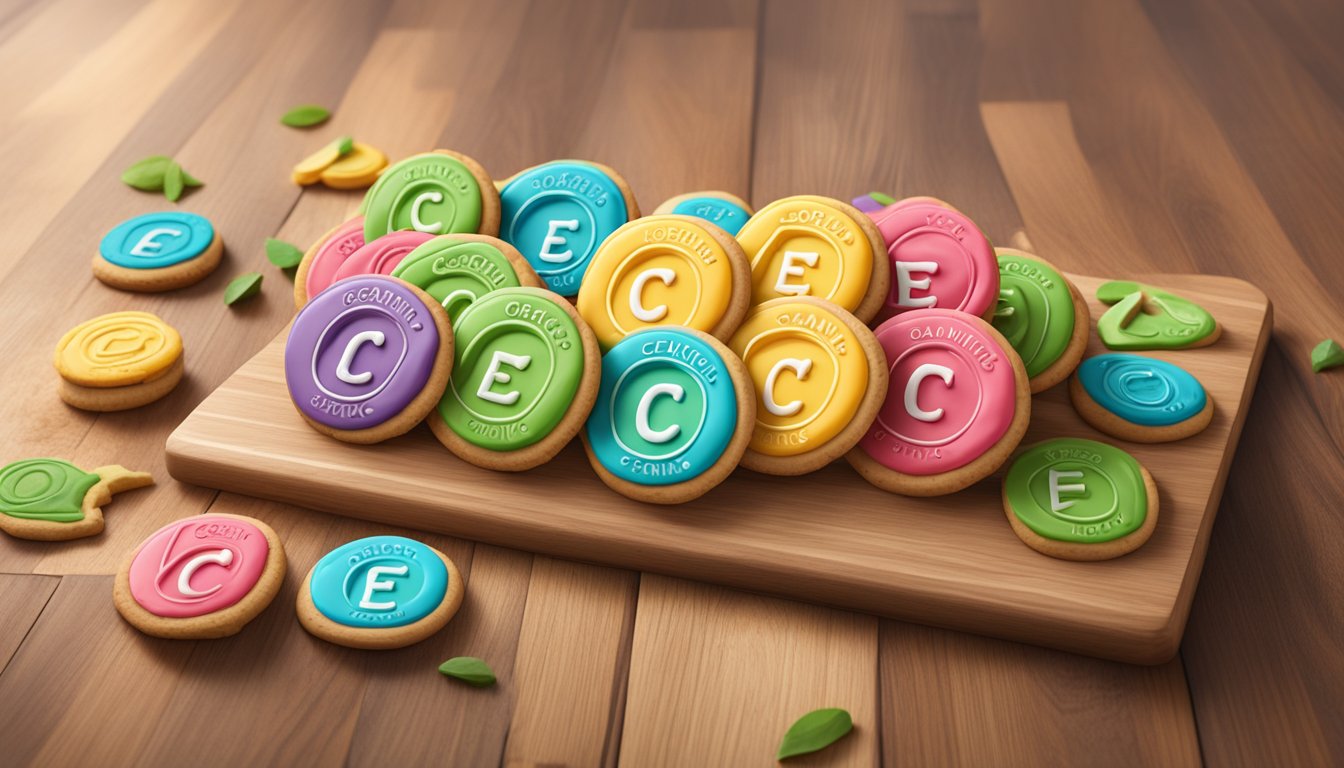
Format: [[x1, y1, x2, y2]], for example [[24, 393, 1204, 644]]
[[438, 656, 496, 687], [163, 161, 184, 202], [867, 191, 896, 206], [1311, 339, 1344, 373], [224, 272, 263, 306], [776, 708, 852, 761], [121, 155, 172, 190], [265, 238, 304, 269], [336, 135, 354, 156], [182, 169, 204, 188], [281, 104, 331, 128]]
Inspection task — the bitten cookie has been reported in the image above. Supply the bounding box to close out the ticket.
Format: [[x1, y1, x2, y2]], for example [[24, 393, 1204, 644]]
[[1070, 353, 1214, 442], [727, 297, 887, 475], [1096, 281, 1220, 350], [390, 234, 545, 324], [654, 191, 753, 236], [114, 513, 287, 639], [736, 195, 889, 324], [497, 160, 640, 296], [330, 230, 435, 283], [93, 211, 223, 292], [847, 308, 1031, 496], [55, 311, 184, 411], [284, 275, 453, 444], [297, 535, 464, 650], [576, 215, 752, 350], [1002, 437, 1159, 560], [320, 142, 389, 189], [861, 197, 999, 323], [583, 327, 754, 504], [294, 216, 367, 307], [362, 150, 500, 242], [429, 286, 601, 470], [991, 248, 1089, 393], [0, 459, 152, 541]]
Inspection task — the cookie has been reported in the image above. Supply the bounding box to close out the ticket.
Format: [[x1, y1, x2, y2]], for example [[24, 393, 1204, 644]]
[[362, 150, 500, 242], [583, 327, 754, 504], [92, 211, 223, 292], [576, 215, 752, 350], [1002, 437, 1159, 560], [297, 535, 464, 650], [846, 308, 1031, 496], [55, 311, 184, 411], [320, 142, 389, 189], [1070, 353, 1213, 442], [727, 297, 888, 475], [862, 197, 999, 323], [330, 230, 435, 284], [113, 513, 286, 639], [390, 234, 544, 324], [736, 195, 889, 324], [0, 459, 152, 541], [284, 275, 453, 444], [1096, 281, 1220, 350], [653, 191, 753, 236], [991, 248, 1089, 393], [293, 216, 367, 307], [497, 160, 640, 296], [428, 286, 600, 471]]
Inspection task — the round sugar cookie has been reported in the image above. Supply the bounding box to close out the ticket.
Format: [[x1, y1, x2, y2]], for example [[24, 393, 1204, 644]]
[[654, 191, 753, 236], [864, 198, 999, 323], [846, 308, 1030, 496], [297, 535, 464, 650], [284, 275, 453, 444], [497, 160, 639, 297], [93, 211, 223, 292], [320, 142, 388, 189], [583, 327, 754, 504], [736, 195, 889, 324], [1070, 353, 1213, 442], [727, 297, 887, 475], [390, 234, 544, 324], [114, 513, 287, 639], [1002, 437, 1159, 560], [294, 216, 367, 307], [0, 459, 152, 541], [54, 311, 184, 411], [330, 230, 435, 283], [429, 286, 601, 470], [991, 248, 1089, 393], [576, 214, 752, 350], [361, 150, 500, 242]]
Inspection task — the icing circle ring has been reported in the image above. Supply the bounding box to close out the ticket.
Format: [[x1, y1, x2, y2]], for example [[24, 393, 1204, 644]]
[[309, 535, 449, 628], [363, 152, 489, 241], [0, 459, 99, 523], [1003, 438, 1149, 544], [126, 515, 272, 619], [737, 195, 878, 313], [1076, 353, 1207, 427], [331, 230, 435, 283], [992, 250, 1076, 378], [99, 211, 214, 270], [585, 329, 739, 485], [391, 236, 527, 324], [869, 201, 998, 320], [54, 311, 182, 387]]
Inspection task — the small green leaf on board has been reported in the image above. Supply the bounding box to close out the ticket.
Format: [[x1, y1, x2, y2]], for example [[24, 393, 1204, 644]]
[[776, 708, 853, 761], [438, 656, 496, 687], [224, 272, 263, 306], [163, 161, 184, 202], [120, 155, 173, 190], [265, 238, 304, 269], [281, 104, 331, 127], [1311, 339, 1344, 373]]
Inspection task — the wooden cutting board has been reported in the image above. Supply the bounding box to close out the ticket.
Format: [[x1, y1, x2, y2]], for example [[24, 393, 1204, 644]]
[[165, 272, 1270, 664]]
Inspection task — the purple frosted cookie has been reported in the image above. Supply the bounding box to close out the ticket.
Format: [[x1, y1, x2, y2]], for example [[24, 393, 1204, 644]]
[[284, 275, 454, 444]]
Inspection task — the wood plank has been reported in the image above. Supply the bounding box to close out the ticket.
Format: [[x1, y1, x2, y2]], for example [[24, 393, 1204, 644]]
[[0, 573, 59, 671], [620, 577, 878, 767]]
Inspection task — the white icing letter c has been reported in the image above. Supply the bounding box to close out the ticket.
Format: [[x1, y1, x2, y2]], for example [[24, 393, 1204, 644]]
[[904, 363, 954, 422], [336, 330, 386, 385], [764, 358, 812, 417], [635, 383, 685, 443], [411, 191, 445, 233], [177, 548, 232, 598], [629, 268, 677, 322]]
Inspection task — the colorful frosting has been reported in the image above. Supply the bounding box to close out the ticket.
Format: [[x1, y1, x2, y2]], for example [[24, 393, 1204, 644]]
[[737, 196, 876, 313], [858, 308, 1017, 475], [586, 329, 737, 485], [99, 212, 214, 270], [436, 288, 584, 451], [1003, 438, 1148, 543], [1077, 353, 1207, 426], [127, 515, 270, 618], [391, 237, 525, 324], [330, 230, 434, 283], [992, 250, 1076, 378], [1096, 281, 1218, 350], [727, 300, 869, 457], [499, 161, 630, 296], [310, 535, 448, 628], [576, 216, 739, 350], [864, 200, 997, 321], [669, 194, 751, 236], [0, 459, 99, 523], [54, 311, 182, 387], [363, 153, 485, 241], [304, 217, 367, 299], [284, 276, 441, 431]]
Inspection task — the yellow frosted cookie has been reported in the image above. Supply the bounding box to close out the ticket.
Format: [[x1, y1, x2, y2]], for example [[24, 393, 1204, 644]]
[[54, 311, 183, 411]]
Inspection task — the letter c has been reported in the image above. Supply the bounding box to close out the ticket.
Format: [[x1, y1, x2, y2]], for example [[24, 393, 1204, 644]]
[[411, 191, 445, 233], [904, 363, 954, 422], [629, 268, 677, 322], [177, 548, 233, 598], [336, 330, 386, 385], [764, 358, 812, 417], [636, 383, 685, 443]]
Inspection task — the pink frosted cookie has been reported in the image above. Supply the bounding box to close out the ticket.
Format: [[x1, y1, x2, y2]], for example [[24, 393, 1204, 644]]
[[846, 307, 1030, 496], [863, 198, 999, 324], [330, 230, 435, 284], [113, 513, 287, 639], [294, 216, 367, 307]]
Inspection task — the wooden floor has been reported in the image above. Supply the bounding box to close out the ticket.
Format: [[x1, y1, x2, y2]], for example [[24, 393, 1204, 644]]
[[0, 0, 1340, 765]]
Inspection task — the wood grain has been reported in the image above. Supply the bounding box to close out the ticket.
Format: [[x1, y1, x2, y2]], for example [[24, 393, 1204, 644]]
[[0, 574, 59, 671]]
